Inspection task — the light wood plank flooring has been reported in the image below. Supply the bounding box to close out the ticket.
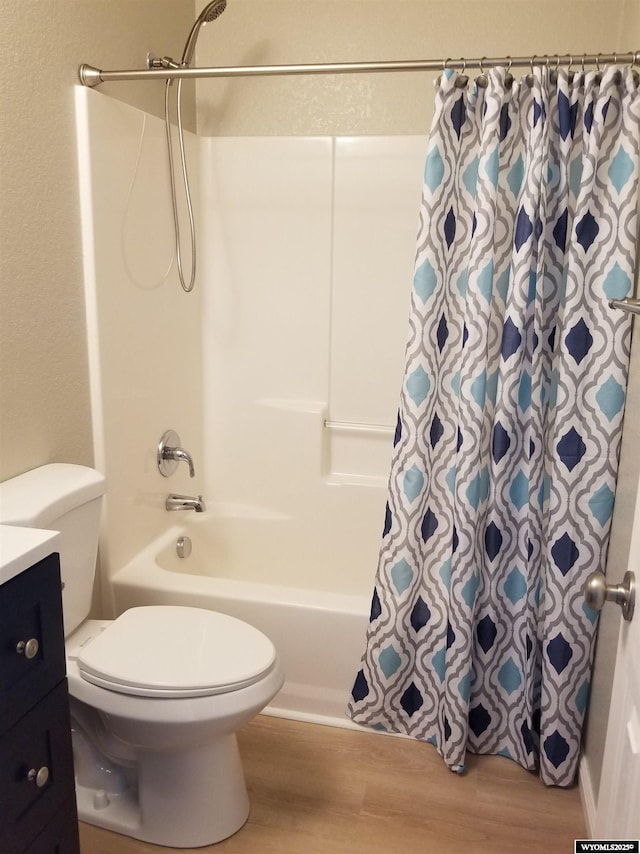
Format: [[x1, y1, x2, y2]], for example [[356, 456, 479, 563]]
[[79, 715, 586, 854]]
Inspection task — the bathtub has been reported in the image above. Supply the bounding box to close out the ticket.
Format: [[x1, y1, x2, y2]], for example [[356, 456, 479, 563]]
[[109, 520, 371, 729]]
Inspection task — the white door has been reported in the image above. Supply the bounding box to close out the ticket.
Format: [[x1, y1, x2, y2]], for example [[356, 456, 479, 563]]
[[593, 478, 640, 837]]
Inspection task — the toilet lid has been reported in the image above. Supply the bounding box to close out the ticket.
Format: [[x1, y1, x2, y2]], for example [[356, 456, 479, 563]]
[[77, 606, 277, 698]]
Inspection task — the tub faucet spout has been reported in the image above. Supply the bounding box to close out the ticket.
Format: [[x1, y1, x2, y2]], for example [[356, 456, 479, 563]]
[[165, 494, 206, 513]]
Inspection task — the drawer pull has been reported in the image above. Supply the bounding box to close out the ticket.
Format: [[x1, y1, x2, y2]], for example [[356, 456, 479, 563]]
[[16, 638, 39, 659], [27, 766, 50, 788]]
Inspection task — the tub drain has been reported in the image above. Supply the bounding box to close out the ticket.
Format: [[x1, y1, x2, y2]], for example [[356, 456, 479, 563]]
[[176, 535, 192, 559]]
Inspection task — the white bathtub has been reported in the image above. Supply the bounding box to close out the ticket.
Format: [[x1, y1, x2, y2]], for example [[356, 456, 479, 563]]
[[109, 522, 371, 729]]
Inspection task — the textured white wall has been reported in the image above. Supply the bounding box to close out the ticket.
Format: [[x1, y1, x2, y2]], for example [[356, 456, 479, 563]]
[[195, 0, 631, 136], [0, 0, 194, 481]]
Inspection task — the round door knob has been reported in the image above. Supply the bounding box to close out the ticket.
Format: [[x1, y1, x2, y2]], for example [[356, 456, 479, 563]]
[[27, 766, 49, 787], [584, 570, 635, 622], [16, 638, 39, 659]]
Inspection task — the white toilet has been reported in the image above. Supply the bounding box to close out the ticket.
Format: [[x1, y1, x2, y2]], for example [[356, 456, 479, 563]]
[[0, 463, 284, 848]]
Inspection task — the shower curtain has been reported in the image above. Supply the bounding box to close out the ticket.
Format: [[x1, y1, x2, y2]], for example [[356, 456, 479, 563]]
[[347, 65, 640, 786]]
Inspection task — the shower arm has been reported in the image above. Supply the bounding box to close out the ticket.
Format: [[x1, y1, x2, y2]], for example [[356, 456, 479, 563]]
[[79, 51, 639, 87]]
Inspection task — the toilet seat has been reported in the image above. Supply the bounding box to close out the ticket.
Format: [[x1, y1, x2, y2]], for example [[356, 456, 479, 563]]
[[77, 605, 277, 698]]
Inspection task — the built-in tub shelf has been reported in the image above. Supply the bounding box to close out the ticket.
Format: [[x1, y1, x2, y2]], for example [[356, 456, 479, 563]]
[[323, 416, 396, 483], [0, 526, 80, 854], [323, 418, 394, 436]]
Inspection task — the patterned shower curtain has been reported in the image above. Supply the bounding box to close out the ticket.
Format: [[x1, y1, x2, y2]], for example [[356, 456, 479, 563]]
[[347, 65, 640, 786]]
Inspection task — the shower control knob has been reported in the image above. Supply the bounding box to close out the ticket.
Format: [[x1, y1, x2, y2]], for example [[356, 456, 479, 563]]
[[584, 570, 635, 622], [16, 638, 39, 659], [157, 430, 196, 477], [27, 766, 49, 788]]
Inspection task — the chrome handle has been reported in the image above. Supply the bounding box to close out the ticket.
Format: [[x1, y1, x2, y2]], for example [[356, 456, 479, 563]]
[[157, 430, 195, 477], [16, 638, 39, 659], [584, 571, 635, 622], [27, 766, 49, 787]]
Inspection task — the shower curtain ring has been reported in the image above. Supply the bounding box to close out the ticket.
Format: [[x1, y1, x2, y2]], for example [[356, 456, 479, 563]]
[[454, 57, 468, 88], [454, 57, 468, 87], [596, 53, 602, 72], [581, 54, 586, 72], [530, 55, 537, 74], [504, 55, 513, 86], [476, 56, 489, 88], [567, 54, 573, 73], [503, 55, 514, 87], [611, 52, 621, 84], [438, 57, 451, 86]]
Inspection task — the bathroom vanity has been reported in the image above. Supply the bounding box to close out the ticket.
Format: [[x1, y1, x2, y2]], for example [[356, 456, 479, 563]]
[[0, 526, 80, 854]]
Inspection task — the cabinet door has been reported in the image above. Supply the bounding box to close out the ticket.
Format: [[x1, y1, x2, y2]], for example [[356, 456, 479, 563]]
[[0, 554, 65, 735], [0, 681, 76, 854], [22, 797, 80, 854]]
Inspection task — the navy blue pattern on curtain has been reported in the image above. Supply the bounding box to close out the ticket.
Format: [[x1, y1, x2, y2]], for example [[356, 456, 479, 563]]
[[347, 65, 640, 786]]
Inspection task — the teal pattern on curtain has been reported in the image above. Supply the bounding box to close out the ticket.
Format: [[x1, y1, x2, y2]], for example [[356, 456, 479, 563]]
[[347, 65, 640, 786]]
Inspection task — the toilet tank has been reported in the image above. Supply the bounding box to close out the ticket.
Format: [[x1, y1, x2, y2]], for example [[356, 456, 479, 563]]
[[0, 464, 106, 636]]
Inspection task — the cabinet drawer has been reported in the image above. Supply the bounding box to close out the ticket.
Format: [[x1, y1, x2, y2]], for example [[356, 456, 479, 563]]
[[0, 554, 65, 734], [0, 680, 76, 854]]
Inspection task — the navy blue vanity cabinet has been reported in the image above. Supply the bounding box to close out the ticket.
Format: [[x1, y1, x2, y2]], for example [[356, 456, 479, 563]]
[[0, 553, 80, 854]]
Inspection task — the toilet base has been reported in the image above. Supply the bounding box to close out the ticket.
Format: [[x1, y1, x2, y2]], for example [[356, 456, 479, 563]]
[[75, 733, 250, 848]]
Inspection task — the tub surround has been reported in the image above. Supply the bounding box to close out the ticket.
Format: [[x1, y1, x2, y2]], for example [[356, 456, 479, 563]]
[[75, 86, 427, 730], [75, 87, 204, 590], [76, 87, 426, 604], [200, 134, 426, 597]]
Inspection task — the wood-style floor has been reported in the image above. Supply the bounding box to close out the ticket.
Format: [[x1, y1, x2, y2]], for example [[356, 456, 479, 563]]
[[79, 714, 586, 854]]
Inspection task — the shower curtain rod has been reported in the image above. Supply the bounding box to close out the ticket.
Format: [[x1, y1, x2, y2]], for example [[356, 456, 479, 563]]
[[78, 51, 639, 88]]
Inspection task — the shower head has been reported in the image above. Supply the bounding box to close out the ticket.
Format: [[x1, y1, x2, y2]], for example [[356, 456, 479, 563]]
[[180, 0, 227, 67], [201, 0, 227, 22]]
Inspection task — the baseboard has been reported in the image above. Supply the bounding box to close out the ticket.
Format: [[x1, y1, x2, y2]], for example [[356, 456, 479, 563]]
[[579, 753, 597, 837]]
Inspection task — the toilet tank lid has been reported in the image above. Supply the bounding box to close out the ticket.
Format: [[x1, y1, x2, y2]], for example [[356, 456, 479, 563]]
[[0, 464, 106, 528]]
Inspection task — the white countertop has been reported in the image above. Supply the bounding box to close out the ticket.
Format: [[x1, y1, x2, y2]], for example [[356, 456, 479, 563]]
[[0, 525, 60, 585]]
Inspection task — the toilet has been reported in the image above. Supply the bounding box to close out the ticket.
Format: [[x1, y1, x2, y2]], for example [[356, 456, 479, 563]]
[[0, 463, 284, 848]]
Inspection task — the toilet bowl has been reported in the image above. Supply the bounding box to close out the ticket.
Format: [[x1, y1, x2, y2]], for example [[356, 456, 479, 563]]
[[0, 464, 284, 848], [66, 606, 283, 847]]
